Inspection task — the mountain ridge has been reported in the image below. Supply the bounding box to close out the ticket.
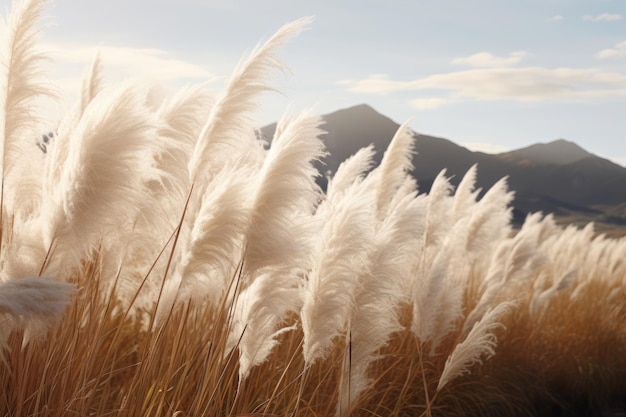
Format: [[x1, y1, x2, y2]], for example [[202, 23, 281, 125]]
[[260, 103, 626, 232], [497, 138, 604, 167]]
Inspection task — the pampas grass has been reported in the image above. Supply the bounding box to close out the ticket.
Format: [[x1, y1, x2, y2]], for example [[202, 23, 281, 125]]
[[243, 109, 325, 278], [79, 52, 103, 114], [173, 165, 250, 307], [301, 175, 375, 366], [0, 0, 52, 180], [0, 1, 624, 417], [0, 276, 73, 354], [0, 276, 73, 318], [187, 16, 312, 189], [437, 301, 514, 392], [373, 121, 415, 217], [40, 83, 160, 278]]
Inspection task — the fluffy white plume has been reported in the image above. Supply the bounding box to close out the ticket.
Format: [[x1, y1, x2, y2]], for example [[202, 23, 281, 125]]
[[453, 164, 480, 221], [133, 84, 214, 282], [174, 166, 251, 307], [455, 178, 513, 263], [187, 17, 312, 190], [243, 110, 325, 278], [80, 51, 104, 115], [437, 301, 514, 391], [409, 171, 456, 345], [463, 220, 547, 334], [0, 0, 53, 179], [412, 177, 513, 351], [301, 180, 375, 365], [374, 121, 415, 217], [0, 276, 74, 318], [0, 0, 56, 231], [327, 144, 376, 201], [387, 174, 419, 214], [420, 170, 454, 265], [153, 83, 212, 207], [229, 271, 301, 380], [341, 189, 425, 412], [0, 277, 74, 353], [412, 242, 463, 351], [41, 83, 160, 276], [119, 85, 214, 310]]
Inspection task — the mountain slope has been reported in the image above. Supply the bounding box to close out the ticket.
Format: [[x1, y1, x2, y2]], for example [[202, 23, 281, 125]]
[[261, 104, 626, 229]]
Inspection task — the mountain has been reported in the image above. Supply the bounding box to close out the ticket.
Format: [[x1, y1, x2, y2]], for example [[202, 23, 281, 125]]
[[261, 104, 400, 183], [497, 139, 592, 166], [260, 104, 626, 232]]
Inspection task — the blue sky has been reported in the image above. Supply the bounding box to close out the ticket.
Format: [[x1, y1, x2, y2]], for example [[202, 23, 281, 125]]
[[4, 0, 626, 164]]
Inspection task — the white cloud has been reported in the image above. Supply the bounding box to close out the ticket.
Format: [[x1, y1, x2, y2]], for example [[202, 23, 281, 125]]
[[31, 42, 219, 122], [583, 13, 622, 22], [550, 15, 564, 22], [452, 51, 527, 68], [42, 42, 216, 82], [335, 79, 354, 86], [345, 67, 626, 102], [409, 97, 449, 110], [597, 41, 626, 59], [461, 142, 510, 154], [348, 73, 405, 95]]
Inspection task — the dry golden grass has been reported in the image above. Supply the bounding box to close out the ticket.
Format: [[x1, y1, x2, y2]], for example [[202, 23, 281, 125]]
[[0, 258, 623, 417]]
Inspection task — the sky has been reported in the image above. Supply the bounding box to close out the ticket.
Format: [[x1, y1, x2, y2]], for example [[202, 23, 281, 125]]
[[2, 0, 626, 165]]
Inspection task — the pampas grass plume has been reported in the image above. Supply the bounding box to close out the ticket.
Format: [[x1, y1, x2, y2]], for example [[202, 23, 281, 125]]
[[0, 0, 53, 178], [41, 83, 159, 275], [174, 166, 250, 307], [187, 17, 312, 188], [229, 271, 300, 380], [0, 276, 74, 353], [0, 276, 74, 318], [437, 301, 514, 391], [374, 121, 415, 216], [243, 109, 325, 278], [327, 144, 375, 201], [301, 180, 375, 365], [79, 51, 103, 115]]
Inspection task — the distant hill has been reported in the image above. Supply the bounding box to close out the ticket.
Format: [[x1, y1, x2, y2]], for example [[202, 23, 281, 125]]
[[260, 104, 626, 232], [497, 139, 592, 166]]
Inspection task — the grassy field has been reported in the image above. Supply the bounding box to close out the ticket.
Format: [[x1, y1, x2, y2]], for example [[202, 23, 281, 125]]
[[0, 1, 624, 416]]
